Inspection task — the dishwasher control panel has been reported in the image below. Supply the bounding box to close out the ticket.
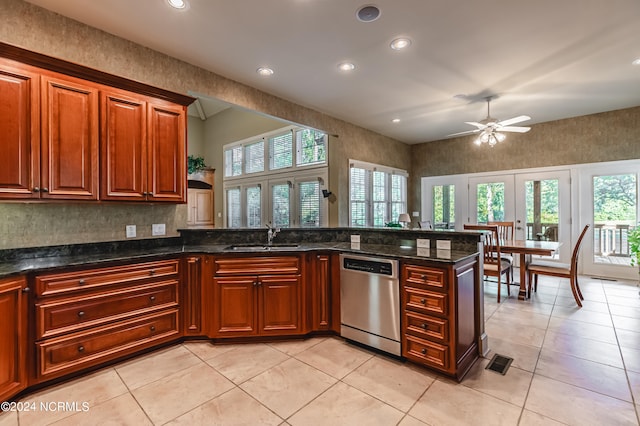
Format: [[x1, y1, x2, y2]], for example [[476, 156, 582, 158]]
[[342, 256, 395, 276]]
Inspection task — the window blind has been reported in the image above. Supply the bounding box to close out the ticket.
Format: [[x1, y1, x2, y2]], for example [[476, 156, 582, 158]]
[[245, 141, 264, 174], [269, 132, 293, 170]]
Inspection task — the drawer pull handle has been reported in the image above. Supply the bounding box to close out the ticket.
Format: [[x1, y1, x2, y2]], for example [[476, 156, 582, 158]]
[[149, 295, 156, 302], [78, 345, 85, 353], [149, 269, 155, 276], [420, 298, 426, 305], [421, 274, 427, 280], [421, 323, 428, 330], [78, 279, 85, 285], [42, 187, 49, 193], [33, 187, 40, 192], [78, 311, 85, 318], [150, 325, 156, 332], [22, 287, 30, 293], [421, 348, 427, 355]]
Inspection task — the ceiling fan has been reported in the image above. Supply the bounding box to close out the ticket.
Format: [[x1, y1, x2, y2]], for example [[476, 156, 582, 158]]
[[449, 97, 531, 146]]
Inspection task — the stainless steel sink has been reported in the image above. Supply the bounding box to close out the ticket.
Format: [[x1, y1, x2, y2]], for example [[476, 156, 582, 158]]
[[224, 244, 300, 251]]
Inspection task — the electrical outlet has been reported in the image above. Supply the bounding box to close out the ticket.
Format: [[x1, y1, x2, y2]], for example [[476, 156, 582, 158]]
[[152, 223, 166, 236], [126, 225, 136, 238], [412, 211, 420, 217], [350, 235, 360, 243], [417, 238, 430, 248], [436, 240, 451, 250]]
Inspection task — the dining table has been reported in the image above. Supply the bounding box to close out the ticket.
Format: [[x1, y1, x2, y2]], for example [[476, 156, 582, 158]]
[[500, 239, 562, 300]]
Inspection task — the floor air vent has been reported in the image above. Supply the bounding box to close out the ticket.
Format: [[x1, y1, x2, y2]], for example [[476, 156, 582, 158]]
[[485, 354, 513, 375]]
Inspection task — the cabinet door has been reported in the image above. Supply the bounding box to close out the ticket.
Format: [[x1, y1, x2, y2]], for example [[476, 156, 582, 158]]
[[259, 274, 301, 335], [0, 276, 28, 402], [100, 90, 147, 201], [183, 256, 203, 336], [186, 189, 196, 225], [41, 73, 99, 200], [147, 101, 186, 202], [0, 59, 40, 199], [311, 254, 331, 331], [194, 189, 214, 225], [213, 276, 256, 336]]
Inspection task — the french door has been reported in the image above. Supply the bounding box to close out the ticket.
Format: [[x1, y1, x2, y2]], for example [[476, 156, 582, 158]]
[[466, 170, 571, 263]]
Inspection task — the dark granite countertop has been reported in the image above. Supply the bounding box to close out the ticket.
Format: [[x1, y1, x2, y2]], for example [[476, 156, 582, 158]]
[[0, 236, 479, 278]]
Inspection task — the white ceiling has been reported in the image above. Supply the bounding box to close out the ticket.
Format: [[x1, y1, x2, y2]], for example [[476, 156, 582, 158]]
[[26, 0, 640, 144]]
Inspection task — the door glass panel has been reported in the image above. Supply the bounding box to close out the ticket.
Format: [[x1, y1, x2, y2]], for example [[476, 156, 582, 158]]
[[272, 183, 291, 228], [476, 182, 505, 223], [525, 179, 559, 242], [372, 171, 387, 227], [593, 174, 637, 265], [226, 187, 241, 228], [246, 185, 261, 228], [433, 184, 455, 230]]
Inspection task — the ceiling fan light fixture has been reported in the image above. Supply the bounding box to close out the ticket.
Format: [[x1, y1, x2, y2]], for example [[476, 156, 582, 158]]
[[495, 132, 506, 142], [167, 0, 187, 9]]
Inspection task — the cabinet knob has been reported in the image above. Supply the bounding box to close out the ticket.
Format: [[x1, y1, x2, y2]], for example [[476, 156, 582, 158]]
[[150, 325, 156, 332], [41, 187, 49, 193], [421, 274, 427, 280], [149, 295, 156, 302], [421, 348, 427, 355], [78, 311, 85, 318], [78, 345, 85, 353], [78, 279, 86, 285], [149, 269, 155, 276], [22, 287, 30, 293], [33, 187, 40, 192], [420, 298, 426, 305], [421, 323, 427, 330], [253, 281, 258, 287]]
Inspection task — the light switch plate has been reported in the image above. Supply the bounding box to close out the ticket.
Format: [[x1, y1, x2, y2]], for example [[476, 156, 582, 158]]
[[417, 247, 429, 257], [436, 240, 451, 250], [412, 211, 420, 217], [152, 223, 166, 236], [126, 225, 136, 238], [417, 238, 430, 248], [351, 235, 360, 243]]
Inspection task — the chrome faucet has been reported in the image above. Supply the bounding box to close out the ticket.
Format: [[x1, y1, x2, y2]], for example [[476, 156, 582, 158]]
[[266, 224, 280, 245]]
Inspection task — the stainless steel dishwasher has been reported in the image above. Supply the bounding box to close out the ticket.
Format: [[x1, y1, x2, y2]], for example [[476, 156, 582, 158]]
[[340, 253, 401, 356]]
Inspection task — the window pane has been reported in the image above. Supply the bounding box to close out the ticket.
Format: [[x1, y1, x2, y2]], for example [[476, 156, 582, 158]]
[[525, 179, 559, 241], [432, 184, 455, 229], [246, 185, 262, 228], [272, 183, 290, 228], [593, 174, 637, 265], [226, 188, 241, 228], [476, 182, 505, 222], [391, 174, 407, 224], [269, 132, 293, 170], [372, 171, 387, 226], [245, 141, 264, 174], [224, 146, 243, 177], [350, 167, 367, 227], [299, 181, 320, 227], [296, 129, 326, 165]]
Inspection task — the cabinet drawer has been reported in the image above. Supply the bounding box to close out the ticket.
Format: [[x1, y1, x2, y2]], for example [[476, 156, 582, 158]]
[[403, 265, 447, 291], [35, 259, 179, 297], [405, 311, 449, 343], [215, 256, 299, 276], [404, 335, 449, 370], [36, 309, 179, 380], [404, 287, 448, 316], [36, 280, 179, 339]]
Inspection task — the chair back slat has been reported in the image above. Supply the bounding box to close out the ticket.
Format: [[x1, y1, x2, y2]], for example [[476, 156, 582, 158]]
[[487, 221, 514, 242], [463, 224, 500, 264], [571, 224, 590, 274]]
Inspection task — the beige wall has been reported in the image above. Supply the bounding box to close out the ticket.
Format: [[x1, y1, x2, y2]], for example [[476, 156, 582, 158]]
[[0, 0, 409, 248], [187, 118, 205, 158], [409, 106, 640, 214]]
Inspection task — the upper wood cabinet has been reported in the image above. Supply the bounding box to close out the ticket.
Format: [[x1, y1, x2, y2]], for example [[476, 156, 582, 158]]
[[41, 72, 100, 200], [101, 90, 186, 202], [0, 45, 193, 203], [0, 58, 40, 199]]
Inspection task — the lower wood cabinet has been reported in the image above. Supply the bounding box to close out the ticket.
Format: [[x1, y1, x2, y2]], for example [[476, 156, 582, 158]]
[[211, 256, 304, 338], [309, 253, 332, 331], [401, 257, 479, 380], [32, 259, 181, 383], [0, 276, 29, 402]]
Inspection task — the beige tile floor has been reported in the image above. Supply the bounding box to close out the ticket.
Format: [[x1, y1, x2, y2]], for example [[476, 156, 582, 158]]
[[2, 273, 640, 425]]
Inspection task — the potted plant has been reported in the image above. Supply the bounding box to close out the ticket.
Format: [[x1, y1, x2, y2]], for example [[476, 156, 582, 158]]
[[187, 155, 207, 175]]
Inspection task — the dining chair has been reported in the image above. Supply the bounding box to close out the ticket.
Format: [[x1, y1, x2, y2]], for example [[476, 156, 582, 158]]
[[464, 224, 512, 302], [527, 224, 590, 307], [488, 221, 515, 281]]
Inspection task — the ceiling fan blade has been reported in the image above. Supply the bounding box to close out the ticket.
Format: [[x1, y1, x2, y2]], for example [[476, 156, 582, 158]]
[[500, 126, 531, 133], [464, 121, 486, 129], [447, 129, 480, 137], [497, 115, 530, 127]]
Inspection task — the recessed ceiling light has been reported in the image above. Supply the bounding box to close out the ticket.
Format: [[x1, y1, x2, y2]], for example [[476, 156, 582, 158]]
[[338, 62, 355, 72], [356, 5, 381, 22], [633, 58, 640, 66], [391, 118, 401, 123], [167, 0, 187, 9], [390, 38, 411, 50], [256, 67, 274, 76]]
